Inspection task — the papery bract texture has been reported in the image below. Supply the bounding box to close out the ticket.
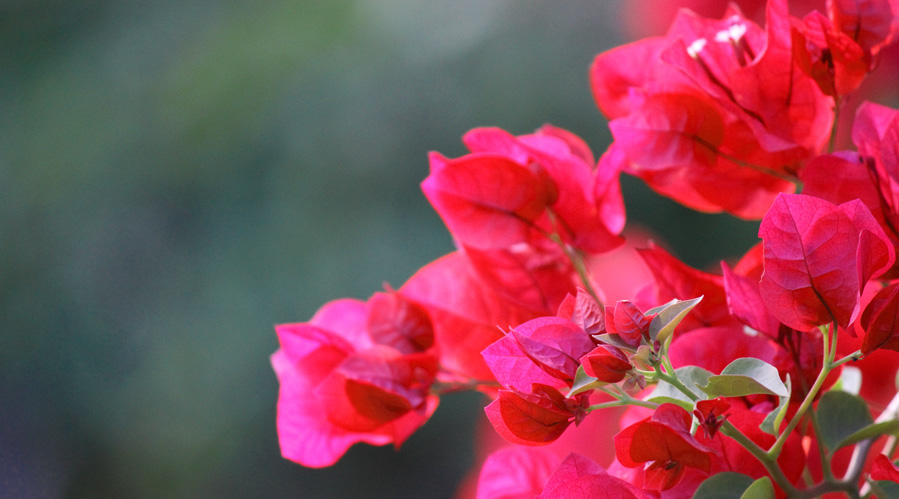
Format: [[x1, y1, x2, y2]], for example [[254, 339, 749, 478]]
[[557, 288, 605, 337], [484, 385, 588, 446], [483, 316, 595, 392], [693, 398, 730, 438], [607, 92, 723, 173], [604, 300, 652, 347], [759, 193, 894, 331], [822, 102, 899, 279], [537, 453, 647, 499], [463, 241, 576, 314], [870, 454, 899, 483], [423, 151, 557, 250], [272, 296, 439, 467], [614, 403, 715, 491], [858, 282, 899, 354], [852, 101, 899, 176], [424, 126, 625, 254], [315, 347, 436, 432], [793, 10, 870, 97], [722, 261, 782, 338], [828, 0, 899, 55], [800, 152, 887, 223], [510, 318, 595, 384], [366, 291, 434, 354], [401, 252, 540, 382], [475, 447, 560, 499], [580, 345, 632, 383], [591, 0, 833, 218]]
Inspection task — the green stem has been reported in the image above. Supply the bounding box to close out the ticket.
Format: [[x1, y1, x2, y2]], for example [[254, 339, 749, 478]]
[[719, 421, 800, 497], [654, 353, 803, 495], [796, 479, 860, 499], [801, 467, 815, 487], [597, 385, 624, 400], [590, 385, 658, 411], [655, 370, 700, 402], [826, 323, 837, 365], [654, 362, 770, 464], [644, 322, 883, 496], [768, 323, 836, 460], [832, 349, 863, 369], [660, 353, 676, 377], [587, 398, 658, 412]]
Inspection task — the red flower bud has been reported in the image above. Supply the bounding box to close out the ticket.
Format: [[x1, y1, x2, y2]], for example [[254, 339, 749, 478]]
[[580, 344, 632, 383]]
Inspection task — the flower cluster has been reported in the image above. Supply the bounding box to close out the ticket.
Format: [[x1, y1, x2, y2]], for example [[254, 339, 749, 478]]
[[272, 0, 899, 496]]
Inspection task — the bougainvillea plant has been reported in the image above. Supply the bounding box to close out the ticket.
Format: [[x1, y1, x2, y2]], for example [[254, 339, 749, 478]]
[[272, 0, 899, 496]]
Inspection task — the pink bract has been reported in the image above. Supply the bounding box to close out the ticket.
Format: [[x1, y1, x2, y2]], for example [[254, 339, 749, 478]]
[[272, 297, 439, 467], [759, 193, 894, 331], [614, 403, 715, 491], [591, 0, 833, 218], [423, 126, 625, 254], [272, 1, 899, 496]]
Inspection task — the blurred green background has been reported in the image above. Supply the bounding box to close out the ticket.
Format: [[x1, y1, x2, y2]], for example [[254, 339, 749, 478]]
[[1, 1, 762, 497]]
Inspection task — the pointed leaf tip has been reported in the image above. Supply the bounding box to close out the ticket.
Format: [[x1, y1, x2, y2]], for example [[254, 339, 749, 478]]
[[700, 358, 788, 398]]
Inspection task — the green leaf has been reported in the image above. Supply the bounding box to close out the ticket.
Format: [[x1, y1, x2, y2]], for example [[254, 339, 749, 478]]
[[817, 391, 873, 451], [567, 365, 604, 398], [700, 358, 788, 398], [693, 472, 756, 498], [760, 375, 792, 436], [647, 365, 713, 409], [740, 477, 775, 499], [835, 419, 899, 449], [590, 333, 636, 351], [648, 296, 703, 344], [643, 298, 679, 316]]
